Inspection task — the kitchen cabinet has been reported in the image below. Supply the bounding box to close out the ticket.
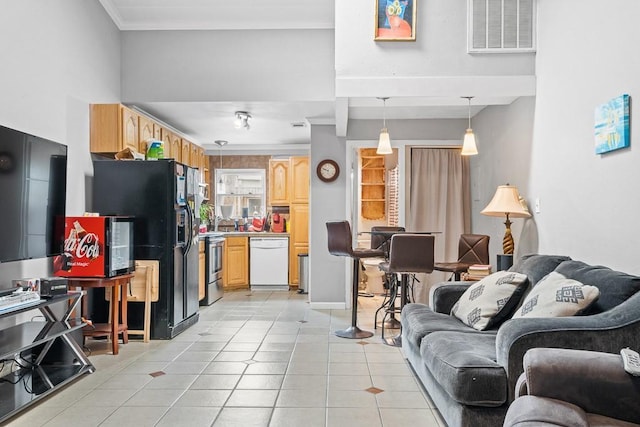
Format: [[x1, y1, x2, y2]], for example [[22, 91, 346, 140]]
[[138, 115, 155, 155], [199, 239, 205, 301], [90, 104, 205, 162], [190, 143, 199, 168], [161, 128, 173, 158], [290, 156, 309, 204], [90, 104, 140, 154], [171, 133, 182, 162], [181, 139, 190, 165], [289, 203, 309, 285], [269, 159, 290, 206], [223, 236, 249, 289], [360, 148, 386, 220]]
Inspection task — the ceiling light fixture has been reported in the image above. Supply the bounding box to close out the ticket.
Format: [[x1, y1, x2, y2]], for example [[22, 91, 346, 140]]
[[376, 97, 392, 155], [461, 96, 478, 156], [234, 111, 251, 130]]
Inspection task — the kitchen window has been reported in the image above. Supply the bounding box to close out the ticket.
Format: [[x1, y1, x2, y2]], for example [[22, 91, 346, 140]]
[[215, 169, 266, 218]]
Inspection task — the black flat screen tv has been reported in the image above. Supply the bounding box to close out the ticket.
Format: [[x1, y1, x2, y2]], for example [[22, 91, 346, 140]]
[[0, 124, 67, 264]]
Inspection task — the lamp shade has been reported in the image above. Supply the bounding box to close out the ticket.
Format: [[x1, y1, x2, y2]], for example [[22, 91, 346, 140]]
[[377, 128, 392, 154], [481, 185, 531, 218], [461, 129, 478, 156]]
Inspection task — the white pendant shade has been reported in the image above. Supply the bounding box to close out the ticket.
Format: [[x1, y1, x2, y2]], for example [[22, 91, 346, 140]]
[[377, 128, 392, 154], [461, 129, 478, 156]]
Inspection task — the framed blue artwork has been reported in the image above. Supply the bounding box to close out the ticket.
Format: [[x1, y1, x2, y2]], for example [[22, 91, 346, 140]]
[[594, 94, 630, 154]]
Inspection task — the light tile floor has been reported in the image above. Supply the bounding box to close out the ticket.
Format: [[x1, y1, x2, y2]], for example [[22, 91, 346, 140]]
[[7, 291, 446, 427]]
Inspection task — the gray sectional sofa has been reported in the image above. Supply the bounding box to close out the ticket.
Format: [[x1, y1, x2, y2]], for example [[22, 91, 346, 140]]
[[401, 254, 640, 427]]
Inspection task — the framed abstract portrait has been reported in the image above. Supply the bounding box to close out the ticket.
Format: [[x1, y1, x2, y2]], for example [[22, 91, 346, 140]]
[[375, 0, 416, 41]]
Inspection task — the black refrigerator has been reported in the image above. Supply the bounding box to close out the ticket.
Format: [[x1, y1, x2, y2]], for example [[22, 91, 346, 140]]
[[92, 159, 200, 339]]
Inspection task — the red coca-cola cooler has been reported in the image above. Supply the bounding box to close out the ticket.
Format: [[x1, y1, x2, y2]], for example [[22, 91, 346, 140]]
[[54, 216, 135, 277]]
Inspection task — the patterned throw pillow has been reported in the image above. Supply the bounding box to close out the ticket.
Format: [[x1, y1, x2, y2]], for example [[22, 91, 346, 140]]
[[451, 271, 529, 331], [513, 271, 600, 318]]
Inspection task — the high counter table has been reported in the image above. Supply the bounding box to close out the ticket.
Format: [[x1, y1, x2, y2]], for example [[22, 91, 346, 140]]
[[66, 273, 134, 355]]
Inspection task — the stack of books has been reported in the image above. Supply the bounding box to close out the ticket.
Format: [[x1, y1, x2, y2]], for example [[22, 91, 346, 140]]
[[464, 264, 492, 281]]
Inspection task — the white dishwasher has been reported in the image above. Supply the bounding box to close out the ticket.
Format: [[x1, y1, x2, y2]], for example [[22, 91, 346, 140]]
[[250, 237, 289, 291]]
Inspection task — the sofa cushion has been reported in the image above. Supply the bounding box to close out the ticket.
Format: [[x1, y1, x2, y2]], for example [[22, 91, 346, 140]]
[[513, 272, 600, 318], [451, 271, 528, 330], [509, 254, 572, 286], [420, 331, 506, 406], [554, 260, 640, 313], [402, 303, 484, 353]]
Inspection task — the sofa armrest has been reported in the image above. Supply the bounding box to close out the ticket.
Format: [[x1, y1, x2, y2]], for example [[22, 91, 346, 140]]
[[429, 281, 472, 314], [521, 347, 640, 424], [495, 293, 640, 402]]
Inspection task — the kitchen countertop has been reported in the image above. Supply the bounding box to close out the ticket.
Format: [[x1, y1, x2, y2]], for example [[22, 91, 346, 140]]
[[201, 231, 289, 237]]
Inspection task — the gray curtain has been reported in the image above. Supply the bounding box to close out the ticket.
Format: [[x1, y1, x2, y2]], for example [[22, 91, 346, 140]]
[[409, 148, 471, 304]]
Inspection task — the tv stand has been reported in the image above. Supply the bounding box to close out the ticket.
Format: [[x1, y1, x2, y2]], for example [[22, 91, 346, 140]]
[[0, 292, 94, 424]]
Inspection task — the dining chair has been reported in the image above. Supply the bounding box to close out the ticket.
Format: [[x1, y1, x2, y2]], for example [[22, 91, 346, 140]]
[[370, 226, 405, 330], [378, 233, 435, 346], [326, 221, 385, 339], [433, 234, 490, 281]]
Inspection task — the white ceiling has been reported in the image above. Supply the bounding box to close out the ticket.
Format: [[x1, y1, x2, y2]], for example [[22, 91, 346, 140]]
[[99, 0, 518, 152]]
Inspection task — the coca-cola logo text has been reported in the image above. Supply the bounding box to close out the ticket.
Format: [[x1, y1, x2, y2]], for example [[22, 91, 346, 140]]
[[64, 232, 100, 259]]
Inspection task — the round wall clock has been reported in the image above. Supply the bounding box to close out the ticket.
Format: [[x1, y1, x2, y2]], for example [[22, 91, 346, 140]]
[[316, 159, 340, 182]]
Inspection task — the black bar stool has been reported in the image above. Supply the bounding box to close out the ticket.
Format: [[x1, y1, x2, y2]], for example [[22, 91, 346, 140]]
[[434, 234, 490, 281], [370, 226, 405, 330], [378, 234, 435, 346], [326, 221, 385, 339]]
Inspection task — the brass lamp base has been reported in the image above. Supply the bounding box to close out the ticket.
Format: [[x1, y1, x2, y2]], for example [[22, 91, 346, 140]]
[[502, 215, 514, 255]]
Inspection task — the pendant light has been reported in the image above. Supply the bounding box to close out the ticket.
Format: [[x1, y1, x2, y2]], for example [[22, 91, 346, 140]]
[[461, 96, 478, 156], [376, 97, 392, 155], [214, 140, 228, 184]]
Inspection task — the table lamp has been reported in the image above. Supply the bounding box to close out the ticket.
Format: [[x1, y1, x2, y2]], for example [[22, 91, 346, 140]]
[[481, 184, 531, 255]]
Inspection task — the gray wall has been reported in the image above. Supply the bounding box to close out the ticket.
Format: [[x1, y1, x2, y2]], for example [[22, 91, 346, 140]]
[[471, 0, 640, 275], [121, 29, 335, 103], [0, 1, 120, 310], [309, 125, 348, 306], [470, 97, 536, 266], [335, 0, 534, 78], [528, 0, 640, 273]]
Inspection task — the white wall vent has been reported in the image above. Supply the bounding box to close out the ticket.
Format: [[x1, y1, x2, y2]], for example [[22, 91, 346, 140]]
[[468, 0, 536, 53]]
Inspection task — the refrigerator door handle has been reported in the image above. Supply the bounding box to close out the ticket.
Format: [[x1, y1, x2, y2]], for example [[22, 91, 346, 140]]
[[184, 203, 193, 254]]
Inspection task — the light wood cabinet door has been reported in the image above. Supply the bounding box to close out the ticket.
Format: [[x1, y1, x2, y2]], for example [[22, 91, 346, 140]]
[[153, 123, 162, 140], [269, 159, 290, 206], [198, 148, 206, 170], [121, 106, 139, 153], [198, 240, 205, 301], [190, 143, 199, 168], [289, 203, 309, 285], [161, 128, 173, 159], [181, 139, 190, 165], [138, 115, 155, 155], [172, 134, 182, 162], [290, 156, 309, 204], [223, 236, 248, 289]]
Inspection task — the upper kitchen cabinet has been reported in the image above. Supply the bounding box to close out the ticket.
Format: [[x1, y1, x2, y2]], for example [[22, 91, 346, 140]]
[[190, 142, 199, 169], [181, 139, 190, 166], [138, 114, 155, 154], [90, 104, 139, 154], [269, 159, 290, 206], [290, 156, 309, 204], [171, 133, 182, 162], [161, 127, 173, 159]]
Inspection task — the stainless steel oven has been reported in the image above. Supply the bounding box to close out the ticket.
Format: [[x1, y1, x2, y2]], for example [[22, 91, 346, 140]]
[[201, 234, 224, 306]]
